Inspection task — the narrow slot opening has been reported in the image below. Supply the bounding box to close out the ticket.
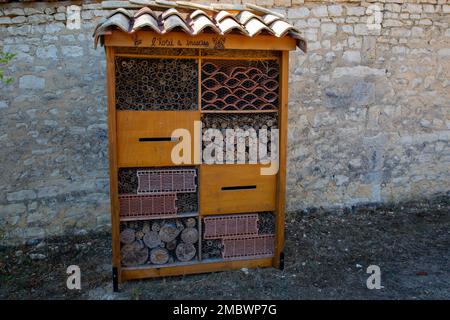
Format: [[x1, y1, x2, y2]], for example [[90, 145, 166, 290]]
[[221, 185, 257, 191], [138, 137, 178, 142]]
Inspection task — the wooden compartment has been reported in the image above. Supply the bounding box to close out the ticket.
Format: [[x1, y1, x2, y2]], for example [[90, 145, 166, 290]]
[[115, 56, 198, 111], [117, 111, 200, 167], [118, 167, 199, 217], [201, 212, 275, 261], [120, 217, 200, 268], [199, 164, 277, 215], [201, 59, 279, 111]]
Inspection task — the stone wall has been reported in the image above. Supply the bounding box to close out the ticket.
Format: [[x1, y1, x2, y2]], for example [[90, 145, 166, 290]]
[[0, 0, 449, 245]]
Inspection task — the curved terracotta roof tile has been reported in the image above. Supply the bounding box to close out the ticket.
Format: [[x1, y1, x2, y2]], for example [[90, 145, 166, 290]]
[[190, 14, 221, 35], [215, 10, 237, 23], [190, 9, 209, 20], [133, 13, 161, 33], [135, 7, 158, 19], [217, 17, 248, 35], [93, 4, 306, 52], [244, 17, 274, 37], [106, 8, 134, 19], [270, 20, 297, 37], [162, 14, 192, 34], [236, 11, 264, 25], [161, 7, 184, 20], [262, 14, 282, 26], [99, 11, 132, 33]]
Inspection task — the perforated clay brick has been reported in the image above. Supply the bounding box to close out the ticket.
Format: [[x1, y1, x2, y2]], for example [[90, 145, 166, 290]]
[[222, 234, 275, 259], [137, 169, 197, 194], [119, 193, 177, 220], [203, 214, 259, 239]]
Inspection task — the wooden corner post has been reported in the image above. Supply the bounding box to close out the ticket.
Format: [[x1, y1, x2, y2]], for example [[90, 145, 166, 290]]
[[106, 46, 121, 290], [274, 50, 289, 269]]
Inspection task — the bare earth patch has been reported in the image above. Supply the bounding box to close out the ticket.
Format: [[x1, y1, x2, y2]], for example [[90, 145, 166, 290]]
[[1, 195, 449, 300]]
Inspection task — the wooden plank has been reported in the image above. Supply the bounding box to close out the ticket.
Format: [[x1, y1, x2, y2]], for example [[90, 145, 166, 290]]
[[115, 53, 278, 61], [121, 257, 273, 280], [117, 111, 200, 167], [106, 47, 122, 281], [104, 31, 297, 51], [273, 51, 288, 269], [199, 164, 277, 215]]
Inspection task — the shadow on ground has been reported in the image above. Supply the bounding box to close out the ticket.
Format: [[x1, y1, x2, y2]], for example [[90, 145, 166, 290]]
[[1, 195, 449, 299]]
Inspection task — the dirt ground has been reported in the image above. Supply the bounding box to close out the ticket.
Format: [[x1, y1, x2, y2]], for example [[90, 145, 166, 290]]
[[1, 194, 449, 300]]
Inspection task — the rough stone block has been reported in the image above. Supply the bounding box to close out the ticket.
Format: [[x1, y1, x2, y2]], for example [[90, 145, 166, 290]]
[[328, 5, 343, 17], [332, 66, 386, 78], [19, 75, 45, 89], [0, 17, 12, 24], [256, 0, 275, 7], [36, 45, 58, 60], [343, 50, 362, 64], [321, 23, 337, 36], [287, 7, 310, 19], [54, 13, 66, 21], [341, 25, 353, 34], [62, 45, 84, 57], [28, 14, 50, 24], [402, 4, 422, 14], [3, 8, 25, 16], [1, 203, 26, 214], [11, 16, 27, 24], [274, 0, 291, 7], [385, 3, 401, 13], [346, 6, 365, 16], [24, 8, 44, 15], [0, 101, 9, 109], [311, 5, 328, 18], [7, 189, 37, 201], [383, 19, 404, 27]]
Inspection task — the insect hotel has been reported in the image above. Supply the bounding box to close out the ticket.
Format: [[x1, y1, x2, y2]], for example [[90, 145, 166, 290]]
[[94, 1, 306, 290]]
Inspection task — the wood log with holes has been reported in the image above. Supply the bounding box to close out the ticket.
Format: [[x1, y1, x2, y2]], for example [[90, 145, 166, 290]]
[[151, 221, 161, 232], [166, 240, 177, 251], [159, 223, 181, 242], [180, 227, 199, 244], [150, 247, 170, 265], [143, 230, 161, 248], [175, 242, 196, 262], [120, 228, 135, 244], [186, 217, 196, 228], [142, 222, 151, 234], [121, 241, 148, 266], [176, 219, 185, 230], [136, 231, 144, 240]]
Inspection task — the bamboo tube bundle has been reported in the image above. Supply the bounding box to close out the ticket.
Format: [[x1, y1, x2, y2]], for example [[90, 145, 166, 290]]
[[116, 57, 198, 111]]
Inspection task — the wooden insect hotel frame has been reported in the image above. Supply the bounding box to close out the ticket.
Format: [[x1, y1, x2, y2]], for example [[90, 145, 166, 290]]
[[94, 2, 306, 290]]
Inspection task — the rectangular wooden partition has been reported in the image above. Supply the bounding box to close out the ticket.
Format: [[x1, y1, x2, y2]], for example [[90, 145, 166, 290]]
[[104, 31, 296, 289]]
